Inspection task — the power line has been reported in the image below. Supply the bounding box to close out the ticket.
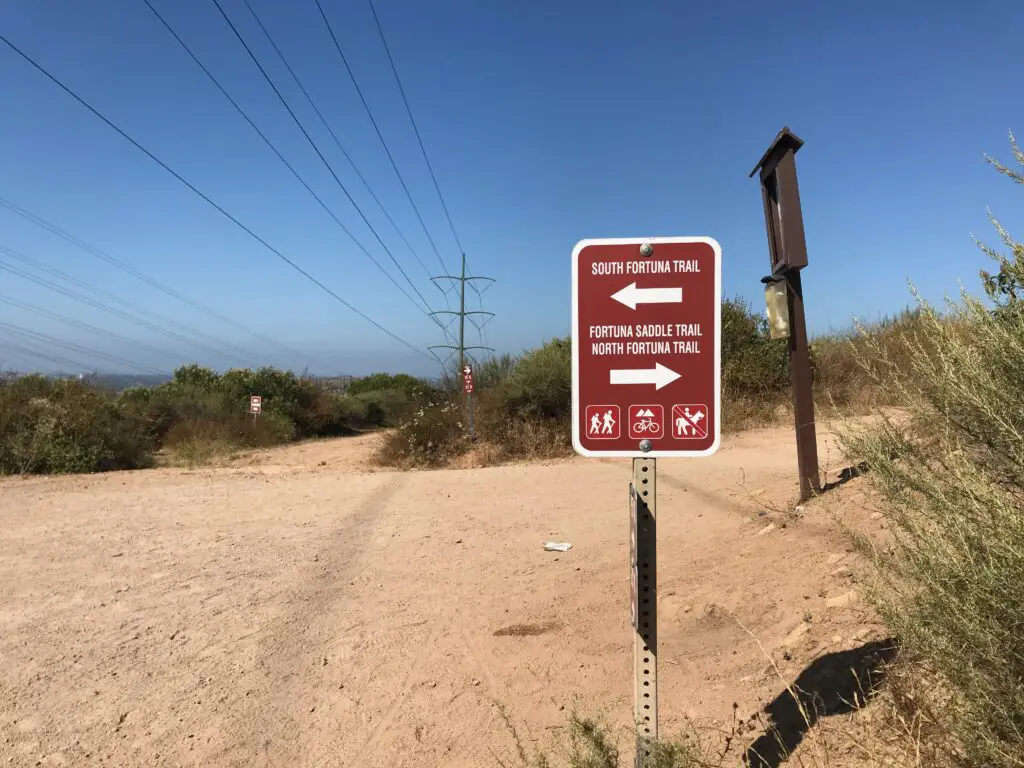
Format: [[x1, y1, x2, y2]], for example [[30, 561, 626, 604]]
[[0, 29, 434, 362], [0, 321, 169, 375], [238, 0, 435, 282], [0, 247, 256, 366], [0, 339, 90, 373], [365, 0, 493, 357], [140, 0, 435, 323], [313, 0, 449, 275], [0, 294, 186, 363], [367, 0, 465, 259], [0, 194, 308, 365], [0, 344, 61, 373], [207, 0, 444, 324]]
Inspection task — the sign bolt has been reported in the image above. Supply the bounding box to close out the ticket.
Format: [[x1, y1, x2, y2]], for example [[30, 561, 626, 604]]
[[639, 439, 653, 453], [639, 242, 654, 257]]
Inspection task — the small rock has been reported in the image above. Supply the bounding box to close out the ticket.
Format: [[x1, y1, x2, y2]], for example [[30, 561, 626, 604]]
[[794, 505, 806, 515], [831, 565, 852, 577], [321, 657, 328, 667], [826, 590, 860, 609], [782, 622, 811, 647], [472, 679, 481, 687], [870, 512, 884, 521], [309, 706, 316, 713], [757, 523, 777, 536], [682, 604, 693, 614], [455, 539, 463, 544], [831, 635, 843, 643]]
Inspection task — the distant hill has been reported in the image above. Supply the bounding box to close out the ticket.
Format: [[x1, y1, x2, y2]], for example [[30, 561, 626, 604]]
[[90, 373, 172, 391]]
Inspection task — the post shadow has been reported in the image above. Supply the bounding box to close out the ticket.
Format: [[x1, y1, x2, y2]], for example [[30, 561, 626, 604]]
[[743, 637, 899, 768], [820, 461, 870, 494]]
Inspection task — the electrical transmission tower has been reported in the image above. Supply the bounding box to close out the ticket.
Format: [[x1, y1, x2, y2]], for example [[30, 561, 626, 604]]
[[429, 252, 494, 373], [429, 254, 495, 437]]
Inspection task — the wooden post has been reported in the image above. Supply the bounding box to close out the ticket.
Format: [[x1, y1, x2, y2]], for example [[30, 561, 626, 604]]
[[750, 128, 820, 501]]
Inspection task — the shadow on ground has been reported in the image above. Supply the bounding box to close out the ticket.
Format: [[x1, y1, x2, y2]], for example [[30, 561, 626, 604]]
[[743, 637, 899, 768], [821, 462, 870, 494]]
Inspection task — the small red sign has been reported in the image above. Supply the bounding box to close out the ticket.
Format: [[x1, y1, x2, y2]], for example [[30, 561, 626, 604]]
[[462, 365, 475, 394], [249, 395, 262, 414], [572, 237, 721, 457]]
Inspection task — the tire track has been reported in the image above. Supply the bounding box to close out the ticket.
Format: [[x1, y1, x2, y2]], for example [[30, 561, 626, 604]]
[[234, 473, 409, 767], [339, 622, 444, 768]]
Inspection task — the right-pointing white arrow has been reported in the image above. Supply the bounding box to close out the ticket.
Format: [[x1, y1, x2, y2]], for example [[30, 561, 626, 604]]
[[611, 282, 683, 310], [609, 363, 682, 390]]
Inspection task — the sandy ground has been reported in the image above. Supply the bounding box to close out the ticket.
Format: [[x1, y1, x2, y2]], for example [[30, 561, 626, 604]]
[[0, 426, 890, 767]]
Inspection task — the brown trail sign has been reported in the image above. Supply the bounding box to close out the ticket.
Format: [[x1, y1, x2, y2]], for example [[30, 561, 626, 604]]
[[572, 237, 721, 457], [571, 236, 721, 765]]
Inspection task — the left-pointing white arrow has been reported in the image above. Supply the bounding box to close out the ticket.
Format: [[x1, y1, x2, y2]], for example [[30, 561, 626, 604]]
[[611, 282, 683, 310], [609, 363, 681, 390]]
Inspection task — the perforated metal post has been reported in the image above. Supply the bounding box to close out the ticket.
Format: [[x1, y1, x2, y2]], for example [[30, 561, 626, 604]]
[[631, 458, 658, 765]]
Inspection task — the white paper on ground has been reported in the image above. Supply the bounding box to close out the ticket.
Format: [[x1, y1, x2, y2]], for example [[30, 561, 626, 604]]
[[543, 542, 572, 552]]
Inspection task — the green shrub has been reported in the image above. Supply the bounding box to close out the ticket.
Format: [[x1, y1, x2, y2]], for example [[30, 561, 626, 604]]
[[350, 388, 417, 427], [839, 131, 1024, 767], [719, 297, 791, 428], [501, 338, 572, 421], [471, 353, 515, 391], [376, 396, 469, 468], [346, 372, 426, 397], [0, 376, 151, 474]]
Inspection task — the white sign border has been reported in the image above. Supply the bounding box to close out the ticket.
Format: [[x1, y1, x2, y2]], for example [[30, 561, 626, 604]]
[[571, 236, 722, 459]]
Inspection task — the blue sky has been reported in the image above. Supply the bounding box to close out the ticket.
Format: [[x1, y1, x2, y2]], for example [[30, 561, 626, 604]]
[[1, 0, 1022, 376]]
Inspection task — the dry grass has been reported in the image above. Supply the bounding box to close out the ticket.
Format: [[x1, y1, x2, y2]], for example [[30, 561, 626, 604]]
[[834, 133, 1024, 767]]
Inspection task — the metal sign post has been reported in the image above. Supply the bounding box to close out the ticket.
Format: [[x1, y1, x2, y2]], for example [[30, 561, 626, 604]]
[[630, 469, 658, 761], [571, 237, 721, 765], [750, 127, 820, 501]]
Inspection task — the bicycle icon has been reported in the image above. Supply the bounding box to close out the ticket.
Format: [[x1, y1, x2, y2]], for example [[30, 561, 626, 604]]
[[632, 418, 661, 435], [628, 405, 664, 440]]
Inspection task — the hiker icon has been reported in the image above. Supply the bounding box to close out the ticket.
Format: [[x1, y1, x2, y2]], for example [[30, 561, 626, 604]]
[[584, 405, 620, 439], [601, 410, 616, 434]]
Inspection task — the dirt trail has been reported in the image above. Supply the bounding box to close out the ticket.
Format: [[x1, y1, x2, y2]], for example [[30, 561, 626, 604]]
[[0, 426, 886, 767]]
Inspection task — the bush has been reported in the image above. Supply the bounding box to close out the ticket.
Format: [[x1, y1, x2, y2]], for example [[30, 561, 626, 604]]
[[838, 131, 1024, 767], [1, 363, 393, 475], [501, 338, 572, 421], [719, 297, 791, 429], [345, 372, 428, 398], [376, 395, 469, 468], [0, 376, 150, 474]]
